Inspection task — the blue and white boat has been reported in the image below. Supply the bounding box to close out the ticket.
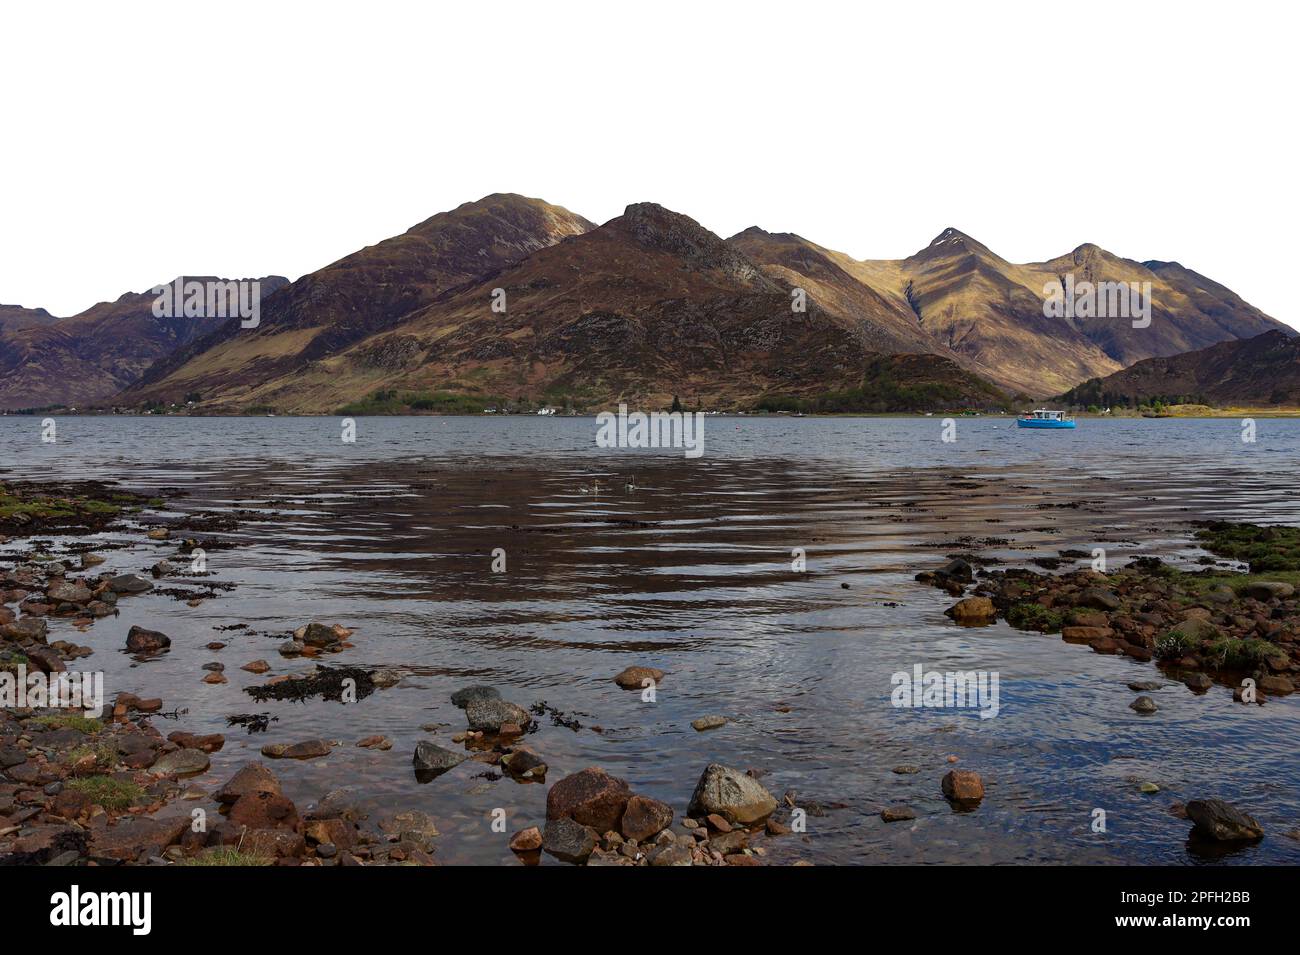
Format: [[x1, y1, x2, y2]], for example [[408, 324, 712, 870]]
[[1017, 409, 1076, 429]]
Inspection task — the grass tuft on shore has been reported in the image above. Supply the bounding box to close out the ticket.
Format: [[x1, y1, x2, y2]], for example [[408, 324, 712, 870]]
[[1204, 636, 1285, 669], [1155, 628, 1201, 660], [66, 776, 145, 811], [179, 847, 274, 866], [30, 714, 104, 734], [63, 742, 119, 770]]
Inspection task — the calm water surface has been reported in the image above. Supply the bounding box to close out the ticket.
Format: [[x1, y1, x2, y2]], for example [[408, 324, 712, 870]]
[[3, 415, 1299, 865]]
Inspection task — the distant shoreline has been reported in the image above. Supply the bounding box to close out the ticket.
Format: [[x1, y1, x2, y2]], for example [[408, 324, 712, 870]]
[[7, 409, 1300, 420]]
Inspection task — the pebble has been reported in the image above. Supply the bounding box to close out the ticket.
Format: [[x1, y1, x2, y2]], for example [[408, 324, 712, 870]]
[[881, 806, 917, 822], [691, 715, 727, 732]]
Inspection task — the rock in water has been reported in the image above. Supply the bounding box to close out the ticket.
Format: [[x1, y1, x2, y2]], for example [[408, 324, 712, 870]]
[[941, 770, 984, 805], [262, 739, 332, 760], [464, 697, 531, 733], [500, 747, 547, 779], [937, 558, 973, 582], [542, 818, 597, 864], [150, 748, 210, 776], [1129, 695, 1158, 714], [1186, 799, 1264, 842], [125, 626, 171, 653], [546, 767, 632, 832], [509, 827, 543, 852], [687, 764, 778, 824], [614, 665, 664, 689], [107, 574, 153, 595], [297, 622, 350, 648], [450, 685, 500, 708], [1259, 675, 1294, 695], [46, 580, 91, 604], [946, 596, 995, 624], [691, 715, 727, 731], [412, 741, 467, 774]]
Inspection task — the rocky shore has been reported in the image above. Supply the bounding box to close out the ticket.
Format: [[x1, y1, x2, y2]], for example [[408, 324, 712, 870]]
[[915, 520, 1300, 853], [922, 522, 1300, 700], [1, 477, 1290, 864]]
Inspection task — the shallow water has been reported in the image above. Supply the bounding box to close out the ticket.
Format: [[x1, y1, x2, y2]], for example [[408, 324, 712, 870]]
[[3, 415, 1299, 865]]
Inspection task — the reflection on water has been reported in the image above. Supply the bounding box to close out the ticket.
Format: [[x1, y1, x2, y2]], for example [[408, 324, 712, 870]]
[[3, 416, 1300, 864]]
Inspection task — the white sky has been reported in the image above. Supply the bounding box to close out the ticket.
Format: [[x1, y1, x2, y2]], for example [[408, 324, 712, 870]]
[[2, 0, 1295, 326]]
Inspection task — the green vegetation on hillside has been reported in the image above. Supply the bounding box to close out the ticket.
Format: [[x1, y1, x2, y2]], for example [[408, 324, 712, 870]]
[[756, 358, 1005, 414], [335, 389, 504, 415], [1060, 377, 1212, 411]]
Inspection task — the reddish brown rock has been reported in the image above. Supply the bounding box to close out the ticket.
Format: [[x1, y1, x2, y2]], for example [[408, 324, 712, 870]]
[[1066, 611, 1109, 628], [509, 826, 543, 852], [233, 828, 306, 858], [22, 646, 65, 674], [10, 825, 88, 864], [304, 817, 356, 850], [1260, 675, 1294, 695], [213, 762, 282, 804], [710, 829, 750, 854], [546, 767, 632, 832], [52, 788, 93, 819], [88, 816, 187, 862], [1061, 626, 1114, 643], [167, 731, 225, 753], [262, 739, 332, 760], [941, 769, 985, 805], [125, 626, 171, 654], [613, 666, 664, 689], [228, 790, 300, 831], [620, 794, 673, 842]]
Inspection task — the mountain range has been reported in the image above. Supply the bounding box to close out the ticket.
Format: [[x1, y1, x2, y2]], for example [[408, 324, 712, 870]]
[[1, 194, 1289, 412], [0, 277, 288, 411], [1060, 329, 1300, 409]]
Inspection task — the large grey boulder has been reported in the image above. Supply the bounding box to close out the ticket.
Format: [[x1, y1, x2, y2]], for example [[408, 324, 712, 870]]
[[464, 697, 531, 733], [450, 685, 500, 708], [686, 763, 777, 824]]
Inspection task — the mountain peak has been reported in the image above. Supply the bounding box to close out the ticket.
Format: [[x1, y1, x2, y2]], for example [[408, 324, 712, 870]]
[[612, 203, 762, 281], [914, 227, 998, 259], [932, 226, 972, 244], [407, 193, 595, 239]]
